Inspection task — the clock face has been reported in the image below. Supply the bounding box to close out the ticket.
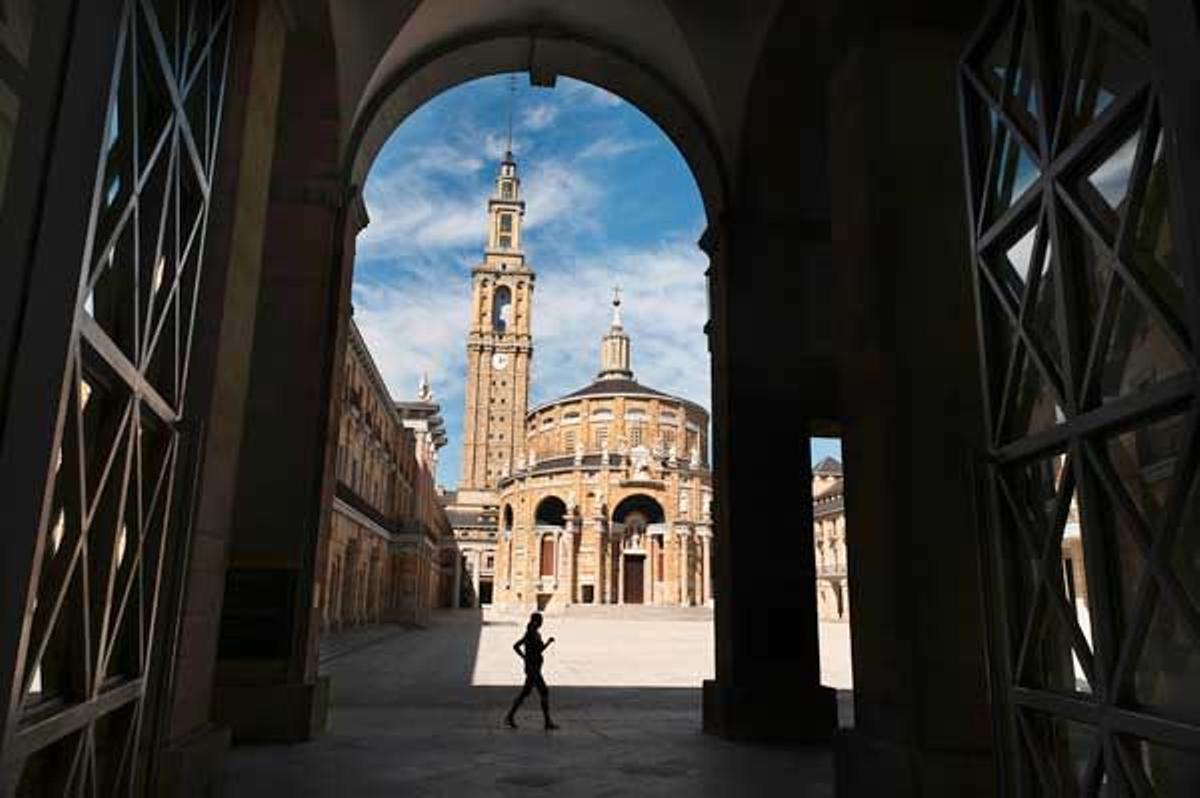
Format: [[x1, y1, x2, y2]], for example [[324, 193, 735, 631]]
[[491, 352, 509, 370]]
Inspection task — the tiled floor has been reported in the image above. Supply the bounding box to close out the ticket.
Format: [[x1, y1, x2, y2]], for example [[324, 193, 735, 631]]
[[222, 609, 842, 797]]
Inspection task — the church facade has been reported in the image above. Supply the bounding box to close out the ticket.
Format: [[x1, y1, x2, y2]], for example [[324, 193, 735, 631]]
[[442, 150, 713, 609]]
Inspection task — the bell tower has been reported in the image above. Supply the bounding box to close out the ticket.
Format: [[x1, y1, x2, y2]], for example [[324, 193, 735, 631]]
[[460, 147, 534, 490]]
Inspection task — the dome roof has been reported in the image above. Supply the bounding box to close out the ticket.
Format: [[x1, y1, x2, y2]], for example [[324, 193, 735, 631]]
[[563, 377, 670, 400], [529, 376, 707, 417]]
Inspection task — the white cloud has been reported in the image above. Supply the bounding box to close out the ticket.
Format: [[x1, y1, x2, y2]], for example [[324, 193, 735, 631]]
[[530, 238, 710, 410], [352, 273, 470, 409], [358, 127, 600, 261], [521, 102, 558, 131], [522, 160, 601, 232], [561, 78, 623, 108], [578, 136, 646, 160]]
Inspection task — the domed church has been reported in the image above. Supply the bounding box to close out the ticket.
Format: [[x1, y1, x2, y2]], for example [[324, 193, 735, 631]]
[[440, 149, 713, 610]]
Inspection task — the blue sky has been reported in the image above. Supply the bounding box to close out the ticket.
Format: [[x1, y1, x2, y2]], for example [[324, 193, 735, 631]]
[[353, 74, 840, 487]]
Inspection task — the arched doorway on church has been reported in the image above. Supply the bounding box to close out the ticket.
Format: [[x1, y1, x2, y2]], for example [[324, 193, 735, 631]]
[[611, 494, 667, 606]]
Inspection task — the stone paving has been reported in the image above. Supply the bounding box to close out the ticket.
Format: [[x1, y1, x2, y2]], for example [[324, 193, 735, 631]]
[[222, 609, 849, 797]]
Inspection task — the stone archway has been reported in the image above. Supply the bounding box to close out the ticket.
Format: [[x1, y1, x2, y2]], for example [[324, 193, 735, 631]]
[[0, 2, 1085, 794]]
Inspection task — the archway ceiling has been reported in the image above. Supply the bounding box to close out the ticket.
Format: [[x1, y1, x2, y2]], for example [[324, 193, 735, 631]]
[[324, 0, 787, 206]]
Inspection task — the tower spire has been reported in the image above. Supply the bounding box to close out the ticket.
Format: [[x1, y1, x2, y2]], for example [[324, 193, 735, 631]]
[[611, 284, 623, 327], [506, 74, 516, 158]]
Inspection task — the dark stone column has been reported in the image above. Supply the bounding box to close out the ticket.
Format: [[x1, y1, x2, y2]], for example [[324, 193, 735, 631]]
[[702, 216, 837, 742], [150, 0, 291, 788], [209, 23, 355, 744], [829, 29, 993, 797]]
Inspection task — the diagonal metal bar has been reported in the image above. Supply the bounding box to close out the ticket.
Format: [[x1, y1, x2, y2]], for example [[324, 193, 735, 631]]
[[137, 0, 209, 199], [98, 435, 175, 678], [81, 397, 134, 532]]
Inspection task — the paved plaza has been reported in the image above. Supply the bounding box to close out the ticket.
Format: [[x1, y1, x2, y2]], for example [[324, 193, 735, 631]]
[[223, 609, 852, 796]]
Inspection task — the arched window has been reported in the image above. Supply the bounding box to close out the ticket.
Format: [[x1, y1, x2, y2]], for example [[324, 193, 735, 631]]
[[492, 286, 512, 333]]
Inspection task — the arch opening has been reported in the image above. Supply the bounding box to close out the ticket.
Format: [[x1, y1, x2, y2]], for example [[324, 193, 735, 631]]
[[611, 493, 665, 525], [534, 496, 567, 527]]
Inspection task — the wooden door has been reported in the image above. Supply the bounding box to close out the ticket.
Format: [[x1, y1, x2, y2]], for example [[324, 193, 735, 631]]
[[624, 555, 645, 604]]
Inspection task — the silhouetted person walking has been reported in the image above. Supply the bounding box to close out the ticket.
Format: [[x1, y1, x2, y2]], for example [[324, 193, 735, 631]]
[[504, 612, 558, 730]]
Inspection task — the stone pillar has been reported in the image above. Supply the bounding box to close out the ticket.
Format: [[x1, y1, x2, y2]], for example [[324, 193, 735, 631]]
[[616, 542, 625, 605], [206, 19, 356, 742], [679, 529, 689, 605], [829, 29, 992, 797], [470, 549, 481, 607], [702, 211, 836, 742], [592, 522, 608, 602], [563, 519, 578, 604]]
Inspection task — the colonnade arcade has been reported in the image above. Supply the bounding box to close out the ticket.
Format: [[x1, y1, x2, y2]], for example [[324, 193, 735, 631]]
[[1, 1, 1199, 795]]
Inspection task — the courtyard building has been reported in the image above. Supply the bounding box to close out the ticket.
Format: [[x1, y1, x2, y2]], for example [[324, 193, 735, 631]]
[[1, 1, 1199, 795], [319, 321, 455, 632]]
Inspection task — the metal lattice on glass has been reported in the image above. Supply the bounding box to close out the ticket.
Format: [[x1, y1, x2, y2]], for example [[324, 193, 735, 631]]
[[3, 0, 232, 792], [960, 0, 1200, 793]]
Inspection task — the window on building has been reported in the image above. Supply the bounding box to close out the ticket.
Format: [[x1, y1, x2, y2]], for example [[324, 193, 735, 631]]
[[663, 429, 675, 449], [486, 553, 495, 569], [498, 235, 512, 249], [581, 585, 595, 604], [595, 427, 608, 449], [630, 425, 643, 446], [540, 536, 555, 577], [500, 214, 512, 232], [501, 181, 514, 199], [564, 430, 576, 452]]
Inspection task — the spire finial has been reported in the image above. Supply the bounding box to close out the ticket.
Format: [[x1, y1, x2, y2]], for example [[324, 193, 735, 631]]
[[506, 74, 516, 158], [611, 284, 623, 327]]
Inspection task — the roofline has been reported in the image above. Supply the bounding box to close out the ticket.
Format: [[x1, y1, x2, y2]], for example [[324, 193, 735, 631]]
[[348, 319, 404, 428]]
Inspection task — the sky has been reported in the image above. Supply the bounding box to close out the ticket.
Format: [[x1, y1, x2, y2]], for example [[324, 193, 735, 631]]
[[353, 74, 840, 487]]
